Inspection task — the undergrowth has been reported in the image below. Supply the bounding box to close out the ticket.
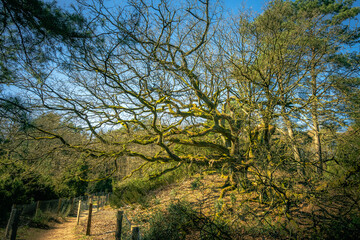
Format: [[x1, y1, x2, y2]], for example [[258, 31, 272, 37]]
[[30, 210, 60, 229], [142, 201, 236, 240], [111, 162, 197, 207], [111, 161, 360, 239]]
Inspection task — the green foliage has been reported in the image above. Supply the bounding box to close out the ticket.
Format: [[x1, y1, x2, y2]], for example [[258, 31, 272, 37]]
[[31, 210, 55, 229], [111, 162, 194, 207], [190, 177, 202, 190], [54, 159, 89, 197], [88, 178, 113, 194], [311, 214, 360, 240], [111, 177, 153, 207], [334, 127, 360, 185], [143, 201, 234, 240], [0, 160, 56, 223], [0, 112, 92, 223], [1, 0, 89, 42], [143, 202, 196, 240], [0, 0, 91, 87]]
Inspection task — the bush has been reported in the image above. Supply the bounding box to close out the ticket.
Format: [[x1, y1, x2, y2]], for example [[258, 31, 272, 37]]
[[30, 210, 56, 229], [143, 201, 235, 240], [0, 162, 56, 225], [190, 178, 202, 190], [313, 214, 360, 240], [143, 202, 196, 240]]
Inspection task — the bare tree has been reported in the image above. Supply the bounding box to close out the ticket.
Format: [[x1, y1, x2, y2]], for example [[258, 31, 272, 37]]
[[9, 0, 360, 196], [17, 0, 234, 180]]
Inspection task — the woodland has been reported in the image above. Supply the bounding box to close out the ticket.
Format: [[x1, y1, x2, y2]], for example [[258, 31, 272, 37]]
[[1, 0, 360, 238]]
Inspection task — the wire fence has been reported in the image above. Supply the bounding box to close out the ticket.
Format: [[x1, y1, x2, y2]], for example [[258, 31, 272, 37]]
[[3, 192, 110, 240], [122, 213, 132, 239], [3, 192, 146, 240], [116, 210, 141, 240]]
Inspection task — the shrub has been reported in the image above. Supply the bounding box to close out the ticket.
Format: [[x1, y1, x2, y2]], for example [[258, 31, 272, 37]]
[[143, 201, 235, 240], [0, 163, 56, 225], [190, 178, 202, 190]]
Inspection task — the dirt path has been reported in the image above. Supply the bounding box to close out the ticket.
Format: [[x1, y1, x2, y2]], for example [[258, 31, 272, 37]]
[[21, 216, 81, 240], [17, 207, 117, 240]]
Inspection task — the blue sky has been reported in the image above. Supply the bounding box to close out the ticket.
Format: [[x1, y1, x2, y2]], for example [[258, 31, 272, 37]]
[[224, 0, 265, 13], [224, 0, 360, 13], [57, 0, 266, 13], [56, 0, 360, 14]]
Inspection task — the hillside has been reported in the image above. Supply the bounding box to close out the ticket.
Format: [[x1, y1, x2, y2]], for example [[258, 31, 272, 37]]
[[3, 169, 360, 240]]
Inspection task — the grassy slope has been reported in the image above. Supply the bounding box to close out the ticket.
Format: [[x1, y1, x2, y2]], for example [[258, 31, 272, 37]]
[[113, 170, 360, 239]]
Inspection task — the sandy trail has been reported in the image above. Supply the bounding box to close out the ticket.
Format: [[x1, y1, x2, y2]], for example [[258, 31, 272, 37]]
[[16, 207, 117, 240], [20, 217, 80, 240]]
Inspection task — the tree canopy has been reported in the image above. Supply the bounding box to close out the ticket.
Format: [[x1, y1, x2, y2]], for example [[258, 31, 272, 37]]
[[1, 0, 360, 236], [14, 0, 357, 179]]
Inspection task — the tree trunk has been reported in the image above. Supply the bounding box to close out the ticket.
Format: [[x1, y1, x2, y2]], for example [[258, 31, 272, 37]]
[[311, 65, 323, 175], [283, 113, 303, 175], [312, 113, 323, 174]]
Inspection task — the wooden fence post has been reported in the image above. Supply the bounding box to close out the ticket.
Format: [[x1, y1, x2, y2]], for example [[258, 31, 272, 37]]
[[99, 196, 102, 210], [70, 198, 75, 215], [86, 202, 93, 236], [97, 196, 100, 212], [115, 211, 123, 240], [10, 209, 20, 240], [131, 226, 140, 240], [76, 200, 82, 225], [57, 198, 62, 214], [34, 201, 40, 218], [86, 195, 91, 209], [84, 196, 87, 209], [4, 205, 16, 239]]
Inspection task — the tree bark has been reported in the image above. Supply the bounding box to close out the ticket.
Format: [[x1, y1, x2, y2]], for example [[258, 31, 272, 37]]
[[283, 113, 303, 175], [311, 64, 323, 175]]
